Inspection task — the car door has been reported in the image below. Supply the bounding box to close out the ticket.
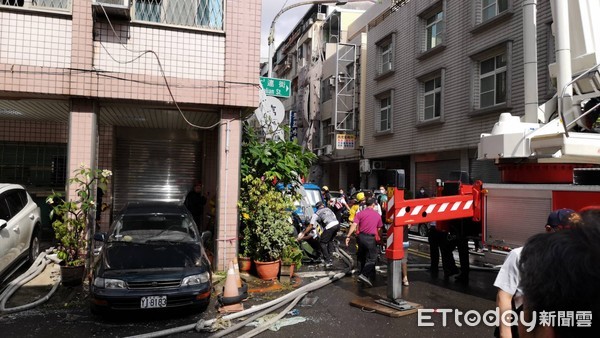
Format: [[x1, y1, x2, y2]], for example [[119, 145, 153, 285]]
[[5, 190, 30, 255], [0, 193, 20, 275]]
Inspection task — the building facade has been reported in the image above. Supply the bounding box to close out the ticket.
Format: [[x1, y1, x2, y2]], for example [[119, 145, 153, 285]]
[[0, 0, 262, 270], [358, 0, 553, 195], [270, 0, 555, 196], [268, 4, 370, 192]]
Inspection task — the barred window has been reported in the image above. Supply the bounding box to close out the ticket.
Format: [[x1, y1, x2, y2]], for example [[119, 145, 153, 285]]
[[133, 0, 223, 30], [0, 0, 70, 10]]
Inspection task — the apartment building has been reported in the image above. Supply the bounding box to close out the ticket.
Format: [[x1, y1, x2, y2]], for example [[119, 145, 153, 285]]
[[358, 0, 553, 194], [268, 3, 370, 191], [0, 0, 262, 270]]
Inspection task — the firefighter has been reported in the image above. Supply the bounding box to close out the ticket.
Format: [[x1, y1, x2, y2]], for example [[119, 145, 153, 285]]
[[300, 201, 339, 268]]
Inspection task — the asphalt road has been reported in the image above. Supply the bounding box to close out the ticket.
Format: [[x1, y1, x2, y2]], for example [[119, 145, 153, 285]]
[[0, 238, 500, 338]]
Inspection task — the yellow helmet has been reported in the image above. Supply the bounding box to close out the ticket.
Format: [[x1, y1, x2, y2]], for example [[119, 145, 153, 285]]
[[356, 192, 365, 202], [322, 186, 329, 191]]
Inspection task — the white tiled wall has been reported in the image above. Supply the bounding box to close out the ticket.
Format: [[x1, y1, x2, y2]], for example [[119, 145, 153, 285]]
[[93, 23, 225, 81], [0, 12, 72, 68]]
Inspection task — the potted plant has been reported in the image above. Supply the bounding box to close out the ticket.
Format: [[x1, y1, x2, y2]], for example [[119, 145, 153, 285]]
[[238, 174, 296, 280], [47, 165, 112, 286], [238, 123, 316, 280], [281, 238, 303, 280], [238, 218, 255, 272]]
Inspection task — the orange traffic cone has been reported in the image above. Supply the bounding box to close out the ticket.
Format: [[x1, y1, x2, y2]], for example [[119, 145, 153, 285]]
[[232, 257, 242, 288], [218, 261, 244, 313]]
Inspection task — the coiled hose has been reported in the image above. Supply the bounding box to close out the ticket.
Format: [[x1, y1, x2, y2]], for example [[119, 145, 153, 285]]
[[0, 248, 61, 314]]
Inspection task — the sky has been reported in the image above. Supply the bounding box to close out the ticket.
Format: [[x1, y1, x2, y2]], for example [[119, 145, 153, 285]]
[[260, 0, 312, 60]]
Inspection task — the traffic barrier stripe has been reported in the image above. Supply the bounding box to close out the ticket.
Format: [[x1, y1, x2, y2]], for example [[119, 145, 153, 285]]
[[396, 200, 473, 218]]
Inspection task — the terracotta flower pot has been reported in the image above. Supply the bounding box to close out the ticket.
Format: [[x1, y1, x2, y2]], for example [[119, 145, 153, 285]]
[[253, 259, 280, 281], [238, 256, 252, 272]]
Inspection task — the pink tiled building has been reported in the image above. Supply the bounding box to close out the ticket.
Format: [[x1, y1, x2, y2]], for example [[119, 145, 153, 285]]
[[0, 0, 261, 270]]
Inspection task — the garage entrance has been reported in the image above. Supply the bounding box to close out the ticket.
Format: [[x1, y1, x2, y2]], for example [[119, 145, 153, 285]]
[[112, 127, 205, 215]]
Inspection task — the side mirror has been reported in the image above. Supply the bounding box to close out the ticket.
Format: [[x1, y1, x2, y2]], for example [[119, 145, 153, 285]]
[[93, 232, 106, 242], [0, 219, 7, 230]]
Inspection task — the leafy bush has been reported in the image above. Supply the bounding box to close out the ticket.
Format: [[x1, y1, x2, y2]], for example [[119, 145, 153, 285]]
[[239, 175, 295, 262], [47, 166, 111, 267]]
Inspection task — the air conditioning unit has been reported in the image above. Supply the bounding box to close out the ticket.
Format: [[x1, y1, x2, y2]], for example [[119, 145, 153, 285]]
[[323, 144, 333, 155], [359, 159, 371, 173], [93, 0, 131, 20], [317, 13, 327, 21], [317, 149, 323, 156], [371, 161, 385, 170]]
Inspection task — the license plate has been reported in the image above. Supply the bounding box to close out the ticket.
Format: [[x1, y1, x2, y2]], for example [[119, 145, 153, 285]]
[[140, 296, 167, 309]]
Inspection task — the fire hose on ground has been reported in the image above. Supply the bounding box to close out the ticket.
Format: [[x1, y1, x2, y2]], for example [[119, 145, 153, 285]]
[[127, 247, 355, 338], [0, 247, 61, 314]]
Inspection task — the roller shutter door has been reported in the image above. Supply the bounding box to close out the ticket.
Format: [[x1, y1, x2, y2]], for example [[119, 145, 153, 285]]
[[113, 129, 202, 213], [415, 160, 460, 196], [470, 158, 501, 183]]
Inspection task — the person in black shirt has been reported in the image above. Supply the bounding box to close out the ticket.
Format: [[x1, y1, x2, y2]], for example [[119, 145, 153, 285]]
[[184, 180, 207, 230]]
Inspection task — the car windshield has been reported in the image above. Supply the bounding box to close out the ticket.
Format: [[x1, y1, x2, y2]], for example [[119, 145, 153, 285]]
[[108, 214, 198, 244], [304, 189, 322, 206]]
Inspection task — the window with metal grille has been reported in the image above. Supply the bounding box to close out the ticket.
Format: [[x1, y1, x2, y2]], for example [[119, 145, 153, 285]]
[[479, 53, 507, 108], [482, 0, 508, 22], [0, 142, 67, 188], [0, 0, 70, 10], [133, 0, 223, 30]]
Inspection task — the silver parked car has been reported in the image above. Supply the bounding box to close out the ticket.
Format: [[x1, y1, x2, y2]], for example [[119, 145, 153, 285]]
[[0, 184, 42, 280]]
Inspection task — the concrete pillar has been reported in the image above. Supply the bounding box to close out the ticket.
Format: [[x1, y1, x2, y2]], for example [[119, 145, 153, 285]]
[[67, 99, 97, 200], [215, 110, 242, 271]]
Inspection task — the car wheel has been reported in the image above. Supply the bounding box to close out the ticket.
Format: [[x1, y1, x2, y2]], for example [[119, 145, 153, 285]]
[[28, 227, 41, 264], [418, 224, 429, 237]]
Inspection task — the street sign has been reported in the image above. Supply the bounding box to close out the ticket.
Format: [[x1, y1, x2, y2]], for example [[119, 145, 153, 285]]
[[260, 77, 291, 98]]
